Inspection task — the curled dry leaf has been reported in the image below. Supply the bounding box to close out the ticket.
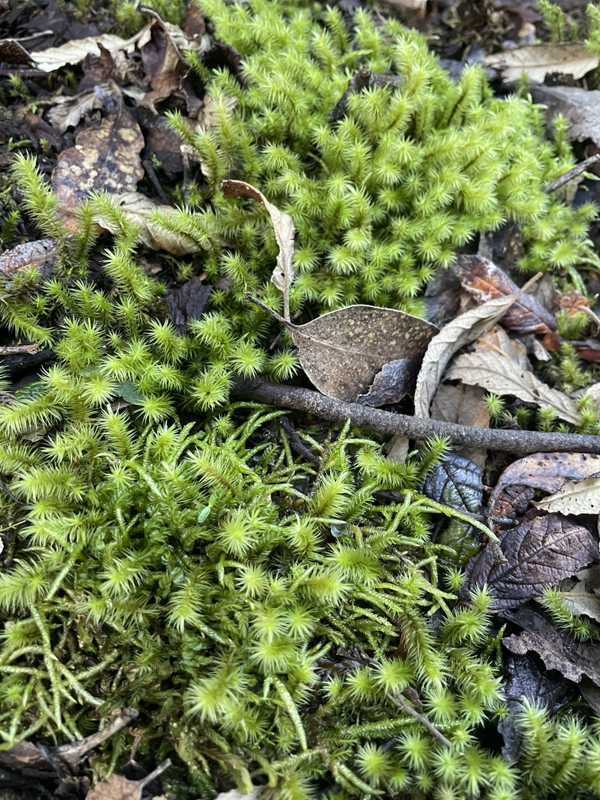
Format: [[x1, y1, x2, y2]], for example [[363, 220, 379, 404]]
[[535, 475, 600, 515], [485, 43, 599, 83], [223, 180, 295, 321], [270, 304, 437, 403], [94, 192, 199, 255], [413, 294, 516, 418], [446, 332, 581, 425], [488, 451, 600, 527], [532, 85, 600, 148], [2, 32, 141, 73], [455, 255, 557, 345], [503, 605, 600, 686], [47, 82, 122, 133], [53, 110, 145, 230], [0, 239, 56, 279], [464, 514, 598, 610]]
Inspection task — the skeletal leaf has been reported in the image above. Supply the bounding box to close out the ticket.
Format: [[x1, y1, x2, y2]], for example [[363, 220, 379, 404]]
[[272, 304, 437, 402], [446, 336, 581, 425], [485, 43, 599, 83], [503, 605, 600, 686], [464, 514, 598, 610], [53, 111, 145, 230], [488, 451, 600, 528], [414, 294, 516, 418], [532, 85, 600, 148], [94, 192, 200, 255], [223, 180, 295, 321], [536, 475, 600, 515]]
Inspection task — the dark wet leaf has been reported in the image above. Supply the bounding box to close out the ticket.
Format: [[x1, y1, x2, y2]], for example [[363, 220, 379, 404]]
[[532, 85, 600, 148], [499, 654, 571, 762], [573, 339, 600, 363], [166, 278, 211, 333], [357, 357, 418, 407], [424, 267, 462, 328], [464, 514, 598, 610], [430, 383, 489, 468], [503, 605, 600, 686]]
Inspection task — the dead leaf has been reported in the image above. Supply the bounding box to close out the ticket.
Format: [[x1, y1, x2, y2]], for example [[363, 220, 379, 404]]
[[5, 32, 141, 73], [464, 514, 598, 609], [223, 180, 295, 321], [488, 451, 600, 528], [0, 239, 56, 279], [532, 85, 600, 148], [357, 358, 418, 407], [215, 792, 259, 800], [445, 334, 581, 425], [381, 0, 426, 11], [503, 605, 600, 686], [386, 434, 409, 464], [485, 43, 599, 83], [86, 760, 170, 800], [47, 82, 121, 133], [269, 304, 437, 403], [536, 475, 600, 515], [53, 111, 145, 229], [94, 192, 200, 255], [573, 339, 600, 363], [455, 255, 557, 345], [166, 278, 212, 333], [560, 584, 600, 623], [430, 383, 490, 467], [414, 294, 516, 418]]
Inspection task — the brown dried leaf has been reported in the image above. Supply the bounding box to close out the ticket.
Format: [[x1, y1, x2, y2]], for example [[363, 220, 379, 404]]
[[485, 43, 599, 83], [223, 180, 295, 321], [503, 605, 600, 686], [430, 383, 490, 467], [536, 475, 600, 515], [532, 85, 600, 147], [281, 305, 437, 402], [94, 192, 199, 255], [358, 357, 418, 407], [47, 82, 121, 133], [445, 336, 581, 425], [464, 514, 598, 609], [488, 452, 600, 527], [87, 760, 170, 800], [25, 33, 139, 73], [53, 111, 144, 229], [413, 294, 517, 418], [455, 255, 557, 341], [0, 239, 56, 279]]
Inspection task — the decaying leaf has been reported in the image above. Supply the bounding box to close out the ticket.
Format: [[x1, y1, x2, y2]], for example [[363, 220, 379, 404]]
[[166, 278, 212, 333], [488, 452, 600, 527], [215, 791, 260, 800], [358, 357, 418, 407], [560, 584, 600, 624], [275, 305, 437, 403], [535, 475, 600, 515], [573, 339, 600, 363], [382, 0, 426, 12], [0, 238, 57, 280], [223, 180, 295, 321], [94, 192, 199, 255], [430, 383, 490, 467], [86, 760, 170, 800], [455, 255, 557, 344], [386, 434, 409, 464], [53, 111, 145, 229], [503, 605, 600, 686], [414, 294, 516, 418], [5, 32, 141, 73], [532, 85, 600, 148], [446, 331, 581, 425], [47, 82, 122, 133], [464, 514, 598, 610], [485, 43, 599, 83]]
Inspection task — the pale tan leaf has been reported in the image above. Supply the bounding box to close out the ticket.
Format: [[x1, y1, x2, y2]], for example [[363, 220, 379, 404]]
[[95, 192, 199, 256], [30, 33, 140, 73], [279, 305, 437, 402], [413, 294, 516, 418], [223, 180, 295, 321], [386, 434, 409, 464], [47, 83, 121, 133], [86, 760, 170, 800], [485, 43, 598, 83], [446, 340, 581, 425], [561, 586, 600, 623], [535, 475, 600, 515]]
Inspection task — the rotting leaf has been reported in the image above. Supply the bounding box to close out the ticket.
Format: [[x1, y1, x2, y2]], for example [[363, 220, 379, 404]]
[[485, 43, 599, 83], [47, 82, 122, 133], [455, 255, 558, 346], [559, 582, 600, 624], [413, 294, 516, 418], [0, 239, 56, 280], [166, 277, 212, 333], [464, 514, 598, 610], [535, 475, 600, 515], [86, 759, 170, 800], [260, 303, 437, 403], [223, 180, 295, 321], [357, 357, 418, 407], [503, 605, 600, 686], [53, 110, 145, 230], [532, 85, 600, 148], [430, 383, 489, 468], [1, 32, 141, 73], [94, 192, 200, 255], [488, 452, 600, 528], [445, 333, 581, 425]]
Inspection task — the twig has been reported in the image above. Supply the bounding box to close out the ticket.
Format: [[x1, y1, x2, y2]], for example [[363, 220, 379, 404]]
[[56, 708, 139, 768], [279, 417, 320, 466], [143, 159, 169, 205], [393, 693, 451, 748], [545, 153, 600, 193], [234, 380, 600, 455]]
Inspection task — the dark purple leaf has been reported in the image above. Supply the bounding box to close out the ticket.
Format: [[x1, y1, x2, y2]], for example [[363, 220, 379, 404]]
[[357, 357, 418, 407], [423, 452, 483, 514]]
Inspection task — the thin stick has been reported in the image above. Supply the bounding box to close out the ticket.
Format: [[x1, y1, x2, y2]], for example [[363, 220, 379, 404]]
[[56, 708, 138, 767], [545, 153, 600, 193], [393, 693, 451, 747], [234, 380, 600, 455]]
